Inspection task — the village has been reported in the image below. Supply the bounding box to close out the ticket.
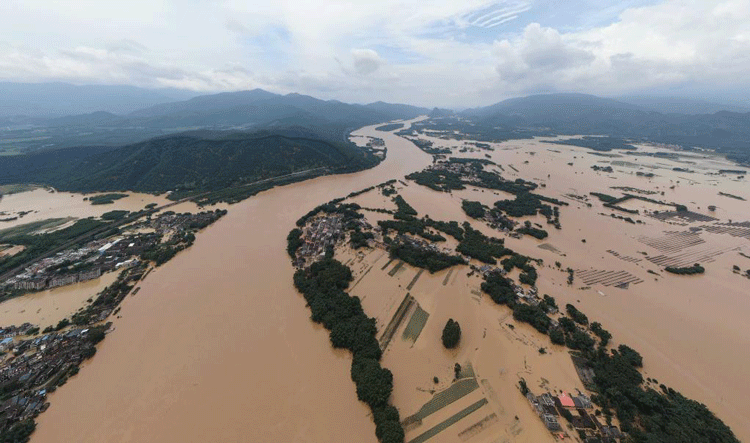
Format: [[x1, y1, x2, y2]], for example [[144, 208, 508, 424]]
[[2, 210, 224, 294], [0, 209, 226, 438], [288, 187, 635, 443]]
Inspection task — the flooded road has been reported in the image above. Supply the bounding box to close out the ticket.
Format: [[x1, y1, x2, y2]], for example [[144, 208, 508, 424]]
[[31, 120, 432, 443]]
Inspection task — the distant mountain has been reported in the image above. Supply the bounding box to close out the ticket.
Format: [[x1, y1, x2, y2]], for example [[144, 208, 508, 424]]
[[126, 89, 420, 131], [0, 82, 197, 117], [45, 111, 124, 127], [363, 101, 429, 120], [460, 93, 750, 165], [464, 93, 644, 120], [428, 108, 455, 118], [3, 88, 425, 152], [0, 131, 380, 197], [617, 95, 750, 115]]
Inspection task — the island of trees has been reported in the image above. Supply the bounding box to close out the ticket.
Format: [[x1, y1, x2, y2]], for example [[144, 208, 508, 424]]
[[441, 319, 461, 349], [665, 263, 705, 275]]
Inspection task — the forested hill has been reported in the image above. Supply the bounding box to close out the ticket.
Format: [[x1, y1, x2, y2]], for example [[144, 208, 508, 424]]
[[0, 131, 380, 198], [460, 93, 750, 165]]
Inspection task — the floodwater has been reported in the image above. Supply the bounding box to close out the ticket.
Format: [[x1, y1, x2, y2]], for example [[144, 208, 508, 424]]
[[28, 124, 750, 442], [0, 190, 193, 230], [0, 271, 120, 328], [31, 119, 434, 443]]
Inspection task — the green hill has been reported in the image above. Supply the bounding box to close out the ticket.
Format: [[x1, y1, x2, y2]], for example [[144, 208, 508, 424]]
[[0, 131, 381, 203]]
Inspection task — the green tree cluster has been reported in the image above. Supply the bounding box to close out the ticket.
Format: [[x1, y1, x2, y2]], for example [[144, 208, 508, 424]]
[[441, 319, 461, 349], [293, 258, 403, 443]]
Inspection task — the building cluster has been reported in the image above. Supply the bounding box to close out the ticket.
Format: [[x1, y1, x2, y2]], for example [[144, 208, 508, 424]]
[[294, 215, 344, 268], [0, 324, 35, 340], [525, 390, 624, 442], [2, 211, 221, 294], [4, 235, 156, 293], [145, 211, 220, 236], [526, 391, 625, 443], [0, 327, 101, 432]]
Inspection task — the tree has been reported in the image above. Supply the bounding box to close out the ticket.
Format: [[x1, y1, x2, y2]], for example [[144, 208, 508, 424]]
[[442, 319, 461, 349]]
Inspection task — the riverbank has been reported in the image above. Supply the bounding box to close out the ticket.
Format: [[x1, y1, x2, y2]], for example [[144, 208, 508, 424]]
[[30, 119, 433, 442]]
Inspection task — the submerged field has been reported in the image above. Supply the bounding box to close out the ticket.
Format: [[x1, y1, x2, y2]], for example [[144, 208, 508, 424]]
[[294, 130, 749, 442], [9, 119, 747, 443]]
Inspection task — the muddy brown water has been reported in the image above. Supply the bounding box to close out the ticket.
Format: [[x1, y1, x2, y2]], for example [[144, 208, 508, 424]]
[[30, 119, 433, 443]]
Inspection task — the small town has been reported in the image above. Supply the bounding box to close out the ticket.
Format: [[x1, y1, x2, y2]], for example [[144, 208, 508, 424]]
[[524, 389, 625, 442], [0, 209, 226, 438]]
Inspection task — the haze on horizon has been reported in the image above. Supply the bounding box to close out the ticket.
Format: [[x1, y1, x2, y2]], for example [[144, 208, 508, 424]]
[[1, 0, 749, 109]]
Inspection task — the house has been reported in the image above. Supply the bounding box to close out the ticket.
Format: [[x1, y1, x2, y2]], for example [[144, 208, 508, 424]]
[[542, 413, 561, 431], [558, 392, 576, 408], [0, 338, 14, 352]]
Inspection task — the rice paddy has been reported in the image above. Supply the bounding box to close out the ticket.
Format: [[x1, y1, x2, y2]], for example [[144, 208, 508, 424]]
[[574, 269, 644, 287], [402, 378, 480, 427], [379, 293, 415, 351], [406, 398, 489, 443], [401, 304, 429, 343]]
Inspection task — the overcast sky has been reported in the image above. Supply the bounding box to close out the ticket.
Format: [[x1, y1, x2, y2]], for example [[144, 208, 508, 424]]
[[0, 0, 748, 107]]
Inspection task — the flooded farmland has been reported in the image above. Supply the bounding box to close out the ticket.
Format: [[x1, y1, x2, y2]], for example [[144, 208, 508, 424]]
[[19, 121, 750, 442]]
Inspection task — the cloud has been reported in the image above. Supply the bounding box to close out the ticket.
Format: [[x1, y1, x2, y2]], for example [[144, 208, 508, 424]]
[[493, 23, 596, 84], [351, 49, 384, 75], [0, 0, 749, 107]]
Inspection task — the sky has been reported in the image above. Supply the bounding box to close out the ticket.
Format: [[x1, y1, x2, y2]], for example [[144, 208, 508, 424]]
[[0, 0, 748, 107]]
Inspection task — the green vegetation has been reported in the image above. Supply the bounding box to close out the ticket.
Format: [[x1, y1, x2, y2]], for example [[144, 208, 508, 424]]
[[375, 123, 405, 132], [409, 139, 451, 155], [590, 192, 619, 203], [0, 218, 106, 276], [406, 169, 465, 192], [441, 319, 461, 349], [508, 295, 738, 442], [590, 322, 612, 347], [456, 223, 512, 264], [501, 254, 538, 286], [286, 228, 303, 258], [517, 223, 548, 239], [0, 133, 381, 205], [392, 195, 417, 219], [461, 200, 485, 219], [719, 191, 746, 201], [388, 242, 465, 274], [100, 210, 130, 221], [293, 258, 403, 443], [0, 419, 35, 443], [0, 184, 38, 195], [88, 193, 128, 205], [377, 215, 463, 244], [617, 344, 643, 368], [494, 192, 554, 218], [349, 228, 374, 249], [665, 263, 705, 275], [543, 136, 637, 152], [480, 272, 516, 305], [512, 303, 552, 334], [565, 303, 589, 325]]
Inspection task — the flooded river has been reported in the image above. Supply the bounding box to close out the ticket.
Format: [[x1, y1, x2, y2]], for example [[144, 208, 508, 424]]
[[28, 120, 750, 441], [31, 120, 433, 443]]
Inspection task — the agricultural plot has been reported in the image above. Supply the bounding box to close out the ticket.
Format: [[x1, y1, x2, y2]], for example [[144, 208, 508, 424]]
[[402, 378, 480, 428], [402, 304, 429, 343], [407, 398, 489, 443], [702, 223, 750, 240], [638, 230, 706, 254], [457, 413, 499, 441], [645, 246, 738, 268], [379, 293, 415, 351], [574, 269, 644, 288], [607, 249, 642, 263]]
